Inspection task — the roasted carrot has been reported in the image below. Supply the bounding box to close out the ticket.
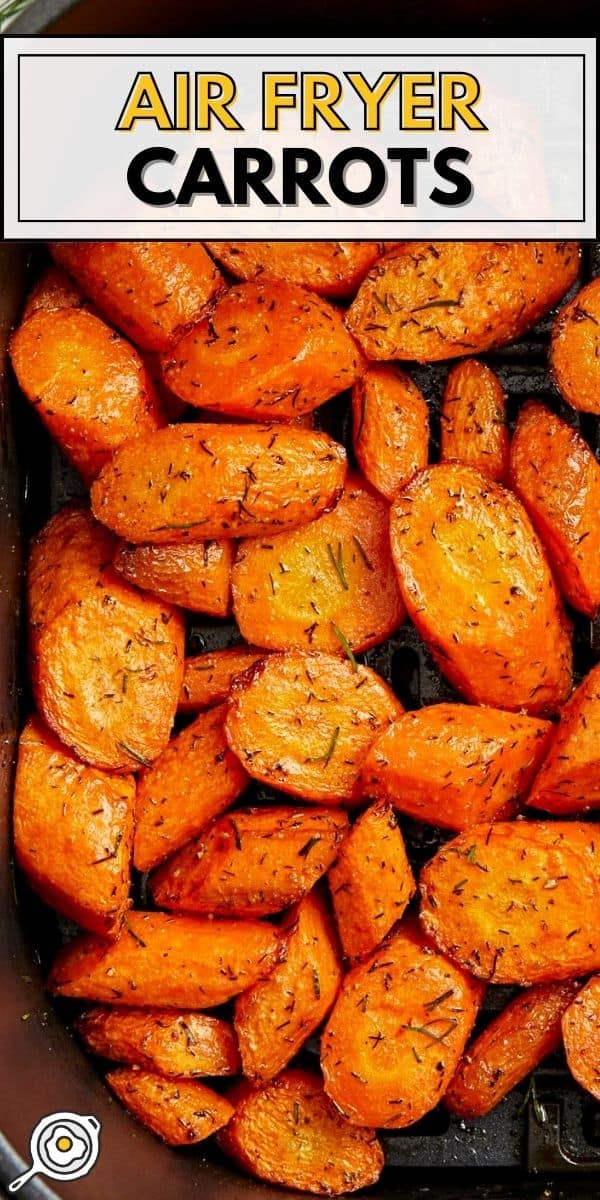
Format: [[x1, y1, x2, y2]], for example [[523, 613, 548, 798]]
[[51, 240, 224, 352], [328, 801, 415, 961], [231, 474, 404, 654], [440, 359, 509, 483], [420, 821, 600, 985], [390, 464, 572, 715], [90, 423, 347, 543], [75, 1006, 240, 1076], [106, 1068, 233, 1145], [510, 402, 600, 617], [225, 651, 402, 804], [218, 1068, 383, 1195], [361, 704, 552, 831], [445, 981, 580, 1117], [150, 807, 348, 917], [321, 920, 484, 1128], [28, 505, 185, 772], [179, 646, 267, 713], [526, 662, 600, 814], [48, 911, 279, 1008], [551, 277, 600, 414], [162, 281, 360, 421], [204, 241, 394, 298], [133, 704, 248, 872], [9, 308, 164, 483], [351, 365, 429, 501], [234, 889, 342, 1081], [562, 976, 600, 1100], [347, 241, 580, 362], [13, 714, 134, 937], [21, 264, 87, 320], [114, 539, 234, 615]]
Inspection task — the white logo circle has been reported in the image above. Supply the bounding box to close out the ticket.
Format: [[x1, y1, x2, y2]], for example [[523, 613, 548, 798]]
[[8, 1111, 101, 1192]]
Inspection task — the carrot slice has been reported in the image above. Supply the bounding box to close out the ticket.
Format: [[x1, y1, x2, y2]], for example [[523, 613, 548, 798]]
[[179, 646, 267, 713], [232, 474, 404, 654], [10, 308, 164, 484], [151, 806, 348, 917], [226, 651, 402, 804], [106, 1068, 233, 1145], [390, 463, 572, 715], [420, 821, 600, 985], [75, 1006, 240, 1076], [348, 242, 580, 362], [204, 241, 393, 298], [526, 662, 600, 814], [29, 506, 185, 772], [114, 539, 234, 615], [352, 365, 429, 500], [510, 401, 600, 617], [361, 704, 552, 830], [13, 715, 134, 937], [328, 801, 414, 961], [162, 281, 360, 420], [234, 889, 342, 1081], [90, 423, 347, 543], [562, 976, 600, 1100], [48, 911, 279, 1008], [321, 920, 484, 1128], [52, 240, 224, 352], [440, 359, 509, 483], [134, 704, 248, 872], [445, 981, 579, 1117], [218, 1068, 383, 1195], [21, 264, 87, 320], [551, 277, 600, 414]]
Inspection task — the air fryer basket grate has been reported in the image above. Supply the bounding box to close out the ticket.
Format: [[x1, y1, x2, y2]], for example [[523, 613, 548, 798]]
[[14, 241, 600, 1180]]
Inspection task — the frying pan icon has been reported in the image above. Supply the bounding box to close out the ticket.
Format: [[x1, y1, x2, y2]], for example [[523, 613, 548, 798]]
[[8, 1112, 101, 1192]]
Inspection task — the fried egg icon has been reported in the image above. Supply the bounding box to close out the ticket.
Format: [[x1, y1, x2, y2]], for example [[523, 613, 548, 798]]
[[8, 1112, 101, 1192]]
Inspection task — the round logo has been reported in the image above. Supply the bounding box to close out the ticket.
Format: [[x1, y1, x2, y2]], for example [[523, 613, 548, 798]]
[[8, 1111, 101, 1192]]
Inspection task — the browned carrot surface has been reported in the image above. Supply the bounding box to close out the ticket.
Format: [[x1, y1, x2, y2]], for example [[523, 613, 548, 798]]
[[150, 806, 348, 917], [321, 920, 484, 1127], [106, 1068, 233, 1145], [361, 704, 552, 830], [390, 464, 572, 715], [351, 365, 429, 501], [232, 474, 404, 654], [114, 539, 234, 615], [440, 359, 509, 483], [526, 662, 600, 814], [234, 889, 342, 1081], [29, 505, 185, 772], [21, 264, 87, 320], [204, 241, 395, 298], [48, 911, 279, 1008], [13, 714, 134, 937], [134, 704, 248, 872], [9, 308, 164, 483], [328, 801, 415, 960], [551, 277, 600, 414], [562, 976, 600, 1100], [510, 401, 600, 617], [347, 241, 580, 362], [52, 240, 224, 351], [162, 281, 360, 420], [218, 1069, 384, 1195], [445, 981, 579, 1117], [225, 651, 402, 804], [179, 646, 267, 713], [75, 1006, 240, 1076], [90, 423, 347, 543], [420, 822, 600, 984]]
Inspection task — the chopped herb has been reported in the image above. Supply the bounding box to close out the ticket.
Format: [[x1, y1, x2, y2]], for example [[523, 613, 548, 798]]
[[327, 541, 349, 590], [305, 726, 340, 768], [298, 835, 321, 858], [411, 298, 461, 313], [352, 535, 374, 571], [424, 989, 454, 1011], [331, 623, 358, 671], [312, 967, 321, 999], [117, 741, 152, 768]]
